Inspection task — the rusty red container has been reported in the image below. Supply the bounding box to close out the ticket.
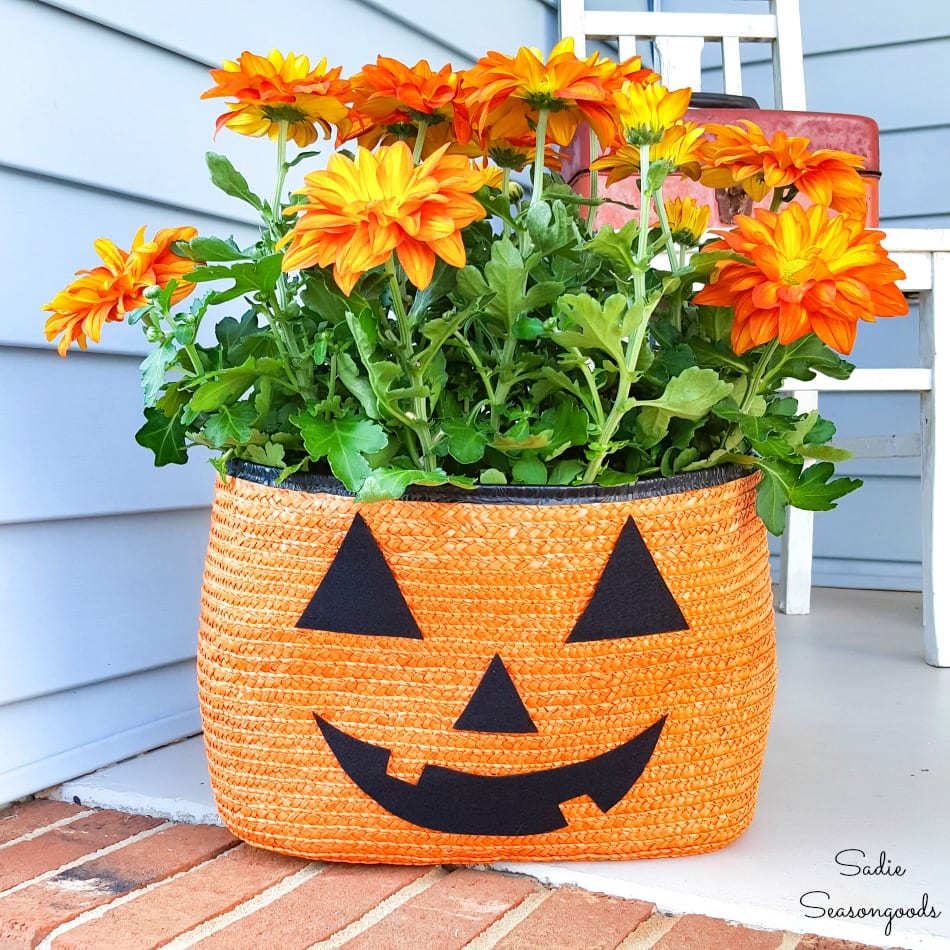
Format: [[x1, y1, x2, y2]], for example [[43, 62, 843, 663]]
[[564, 108, 881, 229]]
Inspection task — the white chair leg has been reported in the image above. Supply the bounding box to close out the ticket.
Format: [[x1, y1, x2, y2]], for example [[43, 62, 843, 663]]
[[777, 389, 818, 614], [920, 254, 948, 666]]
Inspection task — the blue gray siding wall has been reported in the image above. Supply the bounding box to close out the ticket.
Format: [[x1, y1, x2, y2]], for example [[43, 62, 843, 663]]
[[0, 0, 556, 803]]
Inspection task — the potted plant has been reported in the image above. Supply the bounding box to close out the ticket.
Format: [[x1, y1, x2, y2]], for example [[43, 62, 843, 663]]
[[43, 42, 907, 864]]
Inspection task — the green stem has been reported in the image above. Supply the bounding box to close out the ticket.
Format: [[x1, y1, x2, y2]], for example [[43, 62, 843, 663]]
[[530, 109, 550, 206], [739, 337, 781, 413], [587, 126, 599, 235], [268, 121, 305, 370], [582, 371, 633, 482], [453, 332, 496, 405], [184, 342, 203, 376], [652, 188, 680, 273], [385, 256, 436, 470], [634, 143, 652, 299], [768, 188, 785, 213], [491, 335, 519, 429], [271, 121, 289, 224], [575, 350, 606, 428], [412, 119, 430, 163]]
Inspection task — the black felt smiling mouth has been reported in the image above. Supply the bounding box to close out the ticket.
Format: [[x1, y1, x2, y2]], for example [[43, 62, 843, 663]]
[[314, 713, 667, 836]]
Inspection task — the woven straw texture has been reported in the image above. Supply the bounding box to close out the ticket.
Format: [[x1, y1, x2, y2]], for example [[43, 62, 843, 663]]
[[197, 468, 776, 864]]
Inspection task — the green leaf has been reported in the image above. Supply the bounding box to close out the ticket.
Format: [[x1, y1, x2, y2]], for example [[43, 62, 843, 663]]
[[804, 416, 836, 445], [492, 431, 554, 452], [244, 441, 286, 467], [455, 265, 490, 301], [215, 312, 259, 358], [586, 219, 638, 271], [299, 269, 351, 325], [291, 414, 388, 491], [140, 341, 177, 408], [521, 280, 565, 312], [336, 351, 380, 419], [512, 456, 548, 485], [513, 316, 545, 340], [550, 459, 584, 485], [540, 403, 589, 457], [441, 420, 488, 465], [789, 462, 862, 511], [478, 468, 508, 485], [554, 293, 651, 370], [285, 149, 321, 170], [799, 444, 853, 462], [525, 199, 575, 255], [135, 408, 188, 466], [177, 236, 249, 262], [768, 334, 854, 383], [643, 366, 732, 420], [186, 256, 283, 297], [754, 457, 801, 535], [189, 362, 259, 412], [206, 152, 264, 210], [203, 402, 257, 447], [483, 237, 529, 326], [357, 467, 461, 502], [635, 405, 671, 449]]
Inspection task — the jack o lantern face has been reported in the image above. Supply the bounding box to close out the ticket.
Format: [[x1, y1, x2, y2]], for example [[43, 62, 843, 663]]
[[297, 512, 687, 837]]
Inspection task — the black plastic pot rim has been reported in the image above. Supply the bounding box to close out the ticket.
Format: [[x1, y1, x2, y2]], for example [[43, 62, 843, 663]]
[[225, 460, 753, 506]]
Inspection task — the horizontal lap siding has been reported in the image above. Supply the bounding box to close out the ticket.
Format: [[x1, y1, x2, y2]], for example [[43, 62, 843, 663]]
[[3, 0, 554, 801]]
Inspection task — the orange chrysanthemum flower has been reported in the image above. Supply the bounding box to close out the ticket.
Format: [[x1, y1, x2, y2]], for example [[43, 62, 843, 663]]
[[702, 120, 867, 216], [43, 226, 197, 356], [461, 37, 618, 149], [343, 57, 459, 148], [664, 196, 710, 246], [281, 142, 489, 295], [613, 81, 692, 146], [603, 53, 660, 94], [592, 122, 707, 185], [201, 50, 351, 147], [693, 204, 907, 355]]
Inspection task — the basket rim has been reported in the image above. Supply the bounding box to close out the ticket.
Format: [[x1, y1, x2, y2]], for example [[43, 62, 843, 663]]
[[226, 460, 755, 506]]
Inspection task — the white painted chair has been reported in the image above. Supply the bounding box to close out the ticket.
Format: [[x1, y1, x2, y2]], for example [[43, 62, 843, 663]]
[[558, 1, 947, 666], [781, 233, 948, 667], [558, 0, 807, 110]]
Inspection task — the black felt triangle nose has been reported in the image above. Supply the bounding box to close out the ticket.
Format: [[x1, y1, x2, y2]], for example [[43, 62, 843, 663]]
[[453, 654, 538, 734]]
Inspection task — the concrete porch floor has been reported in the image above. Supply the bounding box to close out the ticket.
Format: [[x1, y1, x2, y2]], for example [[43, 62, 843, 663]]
[[21, 588, 950, 949]]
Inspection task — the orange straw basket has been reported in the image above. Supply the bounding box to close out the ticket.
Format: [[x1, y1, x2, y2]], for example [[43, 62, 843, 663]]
[[197, 462, 776, 863]]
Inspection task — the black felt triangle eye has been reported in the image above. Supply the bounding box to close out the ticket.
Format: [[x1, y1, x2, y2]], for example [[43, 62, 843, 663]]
[[567, 517, 688, 642], [296, 514, 422, 639]]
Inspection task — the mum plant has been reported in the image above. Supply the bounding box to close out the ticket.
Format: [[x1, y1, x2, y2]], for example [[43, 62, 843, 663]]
[[43, 42, 908, 533]]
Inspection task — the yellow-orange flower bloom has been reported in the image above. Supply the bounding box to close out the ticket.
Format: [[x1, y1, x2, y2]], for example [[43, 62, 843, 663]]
[[702, 120, 867, 216], [613, 81, 692, 145], [592, 122, 707, 185], [693, 203, 907, 355], [664, 196, 710, 246], [603, 53, 660, 94], [43, 226, 197, 356], [461, 37, 618, 148], [281, 142, 489, 295], [343, 57, 459, 148], [201, 50, 351, 147]]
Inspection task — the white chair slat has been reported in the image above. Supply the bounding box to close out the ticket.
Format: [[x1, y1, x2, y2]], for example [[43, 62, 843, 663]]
[[654, 36, 706, 93], [721, 36, 744, 95], [580, 10, 779, 42]]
